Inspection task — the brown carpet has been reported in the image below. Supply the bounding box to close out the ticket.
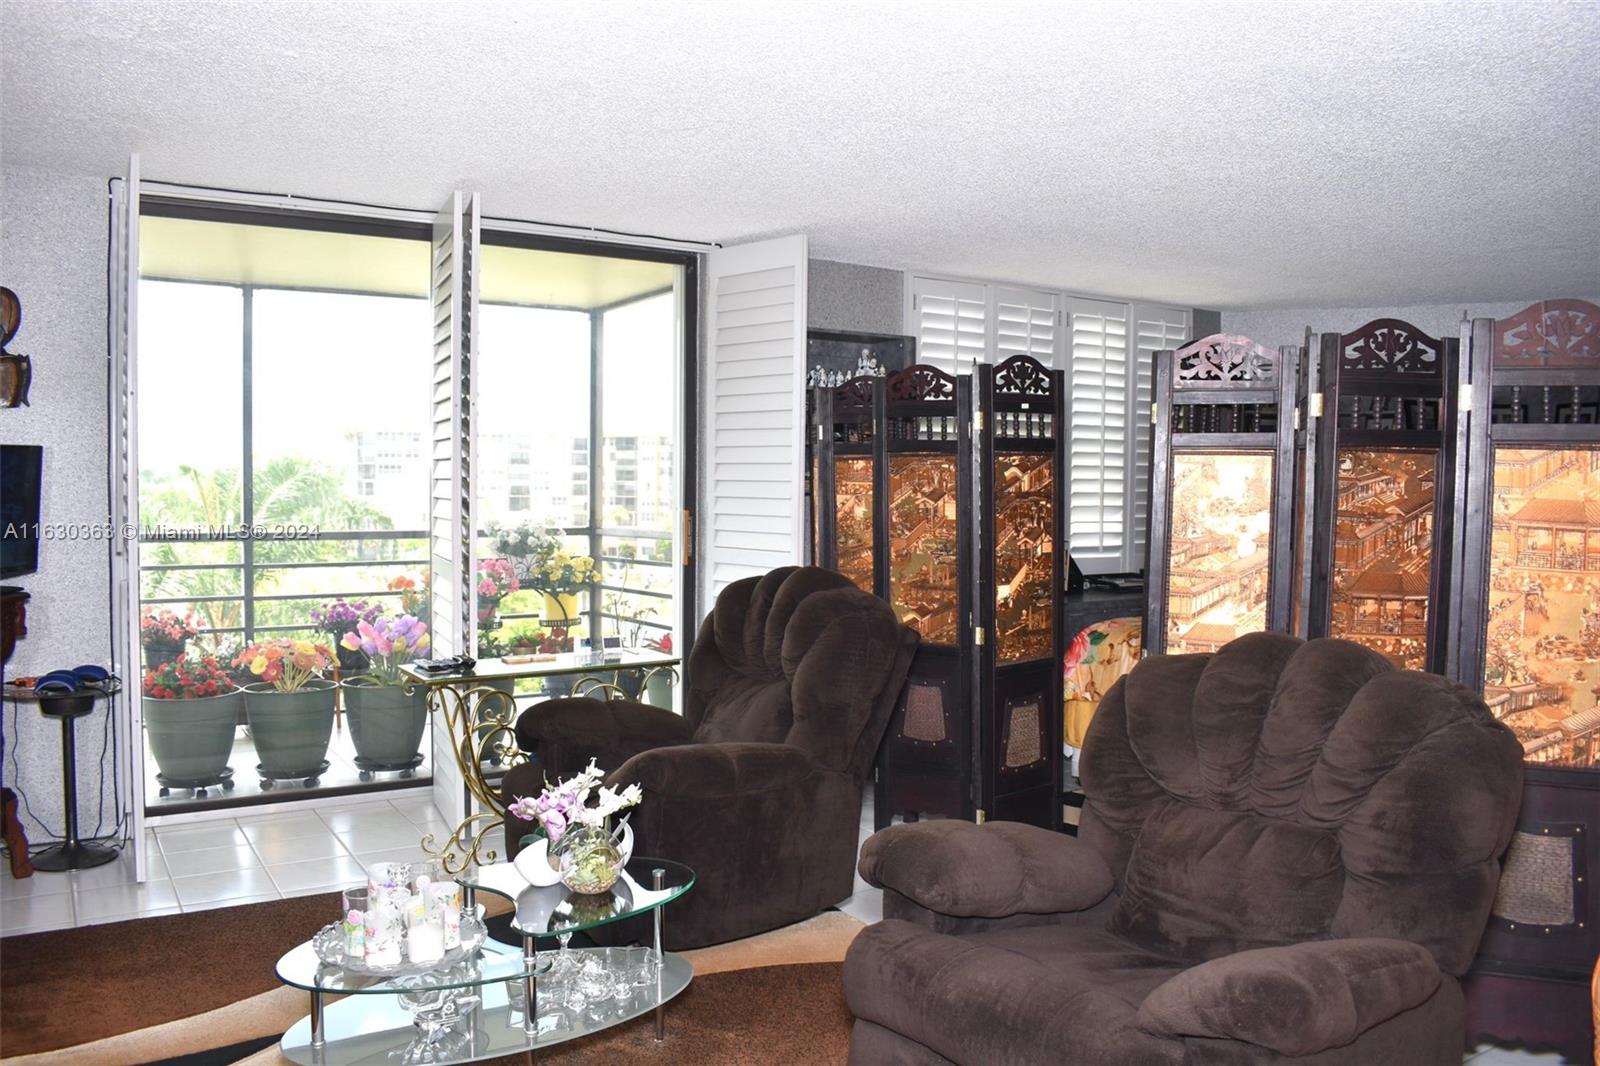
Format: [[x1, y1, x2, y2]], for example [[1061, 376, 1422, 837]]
[[0, 897, 861, 1065]]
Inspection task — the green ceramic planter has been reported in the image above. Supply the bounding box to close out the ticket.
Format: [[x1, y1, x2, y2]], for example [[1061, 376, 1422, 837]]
[[343, 678, 428, 772], [143, 690, 240, 787], [243, 679, 337, 783]]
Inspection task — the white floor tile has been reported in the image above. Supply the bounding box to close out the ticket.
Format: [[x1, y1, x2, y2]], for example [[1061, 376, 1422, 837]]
[[1, 867, 76, 899], [156, 822, 247, 853], [388, 798, 446, 823], [249, 831, 348, 865], [80, 904, 183, 926], [267, 855, 367, 895], [60, 853, 144, 893], [0, 890, 75, 934], [318, 806, 416, 834], [238, 813, 336, 842], [1468, 1049, 1566, 1064], [182, 891, 280, 913], [335, 822, 432, 853], [173, 866, 278, 906], [163, 844, 264, 879], [73, 879, 181, 923], [836, 886, 883, 925]]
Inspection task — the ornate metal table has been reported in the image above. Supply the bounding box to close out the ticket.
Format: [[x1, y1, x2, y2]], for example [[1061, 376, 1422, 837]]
[[399, 651, 680, 873]]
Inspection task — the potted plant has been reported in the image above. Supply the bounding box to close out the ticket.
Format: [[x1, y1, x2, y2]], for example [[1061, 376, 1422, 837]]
[[235, 638, 338, 788], [486, 523, 600, 626], [310, 598, 383, 676], [141, 656, 239, 795], [141, 607, 199, 668], [340, 615, 432, 778], [475, 557, 520, 657]]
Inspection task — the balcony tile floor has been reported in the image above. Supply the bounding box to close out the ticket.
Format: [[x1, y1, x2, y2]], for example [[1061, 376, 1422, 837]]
[[0, 793, 496, 935]]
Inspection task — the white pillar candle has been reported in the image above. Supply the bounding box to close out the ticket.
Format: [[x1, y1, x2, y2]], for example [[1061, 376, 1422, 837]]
[[407, 920, 445, 965]]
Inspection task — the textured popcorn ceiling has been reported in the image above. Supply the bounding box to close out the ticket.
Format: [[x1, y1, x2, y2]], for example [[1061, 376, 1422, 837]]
[[3, 0, 1596, 309]]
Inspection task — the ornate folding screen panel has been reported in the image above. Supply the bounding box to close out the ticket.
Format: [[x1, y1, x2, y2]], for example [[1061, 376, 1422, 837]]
[[873, 364, 977, 826], [972, 355, 1066, 828], [1306, 319, 1460, 673], [810, 376, 884, 594], [1144, 335, 1303, 655]]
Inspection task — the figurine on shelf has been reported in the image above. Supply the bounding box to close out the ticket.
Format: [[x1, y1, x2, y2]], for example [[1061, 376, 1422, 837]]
[[0, 287, 32, 408]]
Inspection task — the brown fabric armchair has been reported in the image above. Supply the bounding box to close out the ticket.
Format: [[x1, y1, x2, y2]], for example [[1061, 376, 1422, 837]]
[[844, 633, 1524, 1065], [501, 566, 918, 948]]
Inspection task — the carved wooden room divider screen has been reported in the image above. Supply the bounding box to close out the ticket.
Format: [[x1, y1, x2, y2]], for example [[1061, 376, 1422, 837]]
[[1451, 298, 1600, 1063], [1306, 319, 1461, 674], [1144, 334, 1303, 656]]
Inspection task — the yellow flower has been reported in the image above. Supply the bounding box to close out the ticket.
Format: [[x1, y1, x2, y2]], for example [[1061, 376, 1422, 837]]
[[575, 557, 593, 571], [250, 654, 269, 675]]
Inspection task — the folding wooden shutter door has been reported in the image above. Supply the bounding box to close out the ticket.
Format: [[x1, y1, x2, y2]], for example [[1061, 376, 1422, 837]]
[[428, 190, 479, 830], [1063, 297, 1132, 573], [908, 276, 986, 377], [701, 236, 808, 614]]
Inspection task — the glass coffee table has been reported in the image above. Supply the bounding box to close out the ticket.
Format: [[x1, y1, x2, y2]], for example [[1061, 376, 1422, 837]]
[[460, 856, 696, 1044], [274, 857, 693, 1064]]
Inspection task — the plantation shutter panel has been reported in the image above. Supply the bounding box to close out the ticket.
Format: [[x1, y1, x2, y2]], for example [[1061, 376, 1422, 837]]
[[701, 235, 808, 614], [1065, 297, 1131, 573], [909, 276, 987, 375], [108, 155, 150, 879], [1131, 304, 1190, 567], [993, 286, 1060, 366], [428, 190, 479, 829]]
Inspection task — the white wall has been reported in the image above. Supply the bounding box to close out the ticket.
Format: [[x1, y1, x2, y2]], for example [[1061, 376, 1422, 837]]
[[1223, 298, 1600, 350], [0, 164, 119, 841], [807, 258, 904, 335]]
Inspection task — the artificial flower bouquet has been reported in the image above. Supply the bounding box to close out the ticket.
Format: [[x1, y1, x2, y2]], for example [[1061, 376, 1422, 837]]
[[233, 638, 336, 692], [141, 656, 235, 700], [507, 758, 642, 846], [310, 598, 382, 642], [388, 574, 429, 619], [485, 521, 601, 596], [341, 615, 431, 686], [140, 607, 199, 652]]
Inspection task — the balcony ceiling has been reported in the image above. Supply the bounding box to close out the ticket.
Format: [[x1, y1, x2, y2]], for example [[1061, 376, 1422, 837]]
[[140, 216, 678, 309], [5, 1, 1598, 309]]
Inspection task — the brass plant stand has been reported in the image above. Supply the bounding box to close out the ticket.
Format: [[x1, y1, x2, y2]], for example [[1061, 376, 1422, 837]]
[[400, 651, 681, 875]]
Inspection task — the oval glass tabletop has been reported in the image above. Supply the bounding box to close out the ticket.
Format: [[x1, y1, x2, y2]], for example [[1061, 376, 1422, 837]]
[[459, 856, 695, 939], [276, 934, 547, 995]]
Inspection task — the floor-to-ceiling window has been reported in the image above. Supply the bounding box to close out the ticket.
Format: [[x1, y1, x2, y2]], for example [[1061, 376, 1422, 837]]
[[472, 239, 688, 691], [137, 206, 435, 813], [134, 206, 694, 815]]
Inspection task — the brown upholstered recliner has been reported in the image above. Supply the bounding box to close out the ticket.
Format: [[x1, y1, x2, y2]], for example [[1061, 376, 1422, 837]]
[[844, 633, 1524, 1065], [501, 566, 918, 949]]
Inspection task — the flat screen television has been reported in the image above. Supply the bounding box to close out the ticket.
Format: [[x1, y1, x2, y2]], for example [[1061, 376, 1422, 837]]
[[1, 444, 43, 579]]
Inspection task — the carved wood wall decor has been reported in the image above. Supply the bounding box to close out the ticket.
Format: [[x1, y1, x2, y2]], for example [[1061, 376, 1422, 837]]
[[1340, 318, 1443, 376], [1174, 334, 1278, 387], [1495, 298, 1600, 370]]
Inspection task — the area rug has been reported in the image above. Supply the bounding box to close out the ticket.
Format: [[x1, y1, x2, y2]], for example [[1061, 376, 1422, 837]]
[[0, 898, 862, 1065]]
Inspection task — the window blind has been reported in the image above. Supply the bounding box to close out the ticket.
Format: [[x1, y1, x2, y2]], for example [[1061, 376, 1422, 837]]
[[908, 275, 986, 375], [1065, 297, 1131, 572], [994, 286, 1060, 365]]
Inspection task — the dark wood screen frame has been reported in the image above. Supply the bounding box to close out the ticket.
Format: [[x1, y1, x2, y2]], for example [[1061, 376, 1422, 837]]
[[1143, 334, 1303, 655], [1305, 319, 1461, 675]]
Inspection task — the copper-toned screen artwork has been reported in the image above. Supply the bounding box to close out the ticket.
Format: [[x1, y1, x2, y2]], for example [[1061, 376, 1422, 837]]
[[888, 454, 959, 645], [1330, 448, 1437, 669], [1483, 447, 1600, 768], [995, 453, 1055, 662], [1164, 453, 1273, 654], [834, 457, 875, 593]]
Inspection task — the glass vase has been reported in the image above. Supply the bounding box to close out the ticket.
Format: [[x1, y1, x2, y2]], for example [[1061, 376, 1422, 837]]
[[554, 824, 622, 894]]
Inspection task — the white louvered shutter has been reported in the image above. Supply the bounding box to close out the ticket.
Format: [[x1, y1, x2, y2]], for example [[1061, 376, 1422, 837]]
[[909, 276, 986, 375], [428, 190, 479, 829], [1065, 297, 1131, 573], [1131, 305, 1190, 567], [702, 235, 808, 614], [993, 286, 1060, 366], [108, 155, 150, 879]]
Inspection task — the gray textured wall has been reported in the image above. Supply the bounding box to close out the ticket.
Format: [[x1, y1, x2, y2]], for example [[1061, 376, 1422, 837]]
[[807, 258, 904, 335], [1223, 299, 1600, 350], [0, 164, 120, 841]]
